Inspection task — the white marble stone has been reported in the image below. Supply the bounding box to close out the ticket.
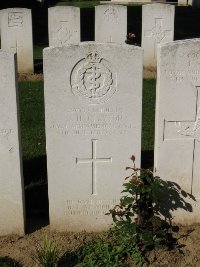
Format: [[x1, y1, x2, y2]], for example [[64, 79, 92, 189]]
[[0, 50, 25, 235], [44, 42, 143, 231], [142, 3, 174, 67], [154, 38, 200, 223], [1, 8, 34, 73], [48, 6, 80, 47], [178, 0, 187, 5], [95, 5, 127, 43]]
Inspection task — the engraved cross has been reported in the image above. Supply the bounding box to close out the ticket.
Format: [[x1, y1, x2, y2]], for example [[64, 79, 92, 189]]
[[164, 86, 200, 194], [144, 18, 172, 58], [76, 139, 112, 195]]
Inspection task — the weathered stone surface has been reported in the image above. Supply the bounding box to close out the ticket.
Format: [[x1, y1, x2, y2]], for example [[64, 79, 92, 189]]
[[44, 42, 143, 231], [1, 8, 34, 73], [0, 51, 25, 235], [95, 5, 127, 43], [154, 39, 200, 223], [48, 6, 80, 46], [178, 0, 187, 5], [142, 3, 174, 67]]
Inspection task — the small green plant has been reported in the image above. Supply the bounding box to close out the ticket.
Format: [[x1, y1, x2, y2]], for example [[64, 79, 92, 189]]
[[36, 236, 61, 267], [77, 155, 193, 266]]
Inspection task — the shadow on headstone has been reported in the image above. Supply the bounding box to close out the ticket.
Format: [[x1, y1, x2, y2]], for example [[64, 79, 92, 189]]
[[154, 180, 195, 221]]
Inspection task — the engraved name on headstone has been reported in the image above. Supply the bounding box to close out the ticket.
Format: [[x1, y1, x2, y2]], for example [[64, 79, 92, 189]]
[[44, 43, 143, 231]]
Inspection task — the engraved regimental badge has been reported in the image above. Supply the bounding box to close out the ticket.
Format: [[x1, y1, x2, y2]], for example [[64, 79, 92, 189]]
[[70, 52, 117, 104]]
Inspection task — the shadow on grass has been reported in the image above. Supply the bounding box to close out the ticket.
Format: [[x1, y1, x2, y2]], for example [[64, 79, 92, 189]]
[[141, 150, 154, 169], [0, 257, 22, 267], [23, 155, 49, 233], [58, 251, 79, 267], [34, 59, 43, 74]]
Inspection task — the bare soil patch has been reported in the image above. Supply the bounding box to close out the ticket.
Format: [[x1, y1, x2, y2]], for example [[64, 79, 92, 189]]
[[143, 67, 156, 79], [0, 224, 200, 267], [18, 73, 43, 81]]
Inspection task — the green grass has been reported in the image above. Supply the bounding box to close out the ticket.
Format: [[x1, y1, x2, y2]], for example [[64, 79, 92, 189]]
[[19, 81, 45, 161], [55, 0, 141, 8], [34, 45, 44, 60], [56, 1, 100, 8], [142, 79, 156, 152]]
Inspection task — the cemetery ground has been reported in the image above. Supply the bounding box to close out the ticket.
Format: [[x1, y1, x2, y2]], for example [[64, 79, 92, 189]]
[[0, 77, 200, 266]]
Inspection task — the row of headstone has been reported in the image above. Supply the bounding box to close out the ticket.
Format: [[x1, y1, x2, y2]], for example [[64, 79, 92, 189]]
[[0, 8, 34, 73], [1, 38, 200, 235], [48, 3, 174, 67]]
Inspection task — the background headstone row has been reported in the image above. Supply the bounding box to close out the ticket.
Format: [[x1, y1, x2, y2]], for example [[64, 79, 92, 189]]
[[0, 3, 175, 72]]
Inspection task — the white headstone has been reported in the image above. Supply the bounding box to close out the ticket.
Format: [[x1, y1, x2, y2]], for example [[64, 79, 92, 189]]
[[178, 0, 187, 5], [95, 5, 127, 43], [44, 42, 143, 231], [142, 3, 174, 67], [48, 6, 80, 47], [154, 38, 200, 223], [1, 8, 34, 73], [0, 50, 25, 235]]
